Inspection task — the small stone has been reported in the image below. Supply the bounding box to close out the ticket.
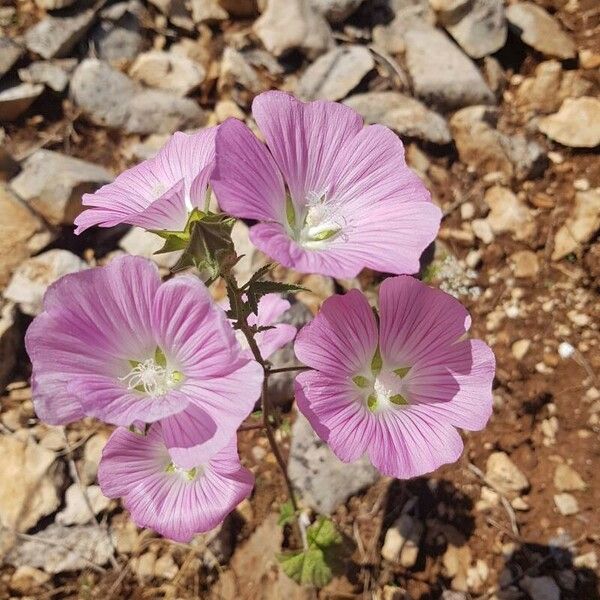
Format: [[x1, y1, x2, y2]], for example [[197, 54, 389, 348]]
[[147, 0, 193, 30], [511, 497, 529, 511], [553, 464, 586, 492], [134, 551, 157, 581], [114, 519, 139, 554], [558, 342, 575, 359], [4, 249, 87, 316], [9, 566, 50, 595], [539, 97, 600, 149], [460, 202, 475, 220], [298, 45, 374, 101], [552, 189, 600, 260], [218, 47, 262, 106], [521, 575, 560, 600], [310, 0, 363, 23], [0, 38, 24, 80], [189, 0, 228, 22], [573, 551, 597, 570], [56, 484, 111, 525], [579, 49, 600, 69], [506, 2, 576, 59], [91, 10, 143, 62], [25, 8, 96, 60], [554, 492, 579, 516], [485, 451, 529, 496], [465, 249, 481, 268], [119, 227, 182, 269], [471, 219, 494, 243], [10, 149, 112, 226], [404, 21, 494, 110], [381, 585, 411, 600], [154, 553, 178, 580], [443, 544, 471, 592], [344, 91, 451, 144], [433, 0, 507, 59], [130, 50, 205, 96], [511, 339, 531, 360], [254, 0, 334, 59], [288, 413, 379, 514], [0, 82, 44, 121], [0, 302, 19, 394], [510, 250, 539, 278], [381, 513, 424, 568], [18, 60, 73, 92], [484, 186, 536, 240], [0, 434, 59, 532], [214, 99, 245, 122]]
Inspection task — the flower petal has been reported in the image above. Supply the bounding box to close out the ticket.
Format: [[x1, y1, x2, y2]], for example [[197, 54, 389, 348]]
[[294, 289, 378, 376], [252, 91, 363, 206], [127, 179, 188, 231], [212, 118, 285, 221]]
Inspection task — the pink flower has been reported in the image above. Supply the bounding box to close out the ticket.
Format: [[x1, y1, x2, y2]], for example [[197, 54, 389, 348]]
[[211, 91, 441, 278], [294, 276, 495, 479], [74, 128, 217, 234], [98, 424, 253, 542], [25, 255, 263, 468]]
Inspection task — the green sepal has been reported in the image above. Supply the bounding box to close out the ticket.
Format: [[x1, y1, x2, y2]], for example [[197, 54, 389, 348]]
[[154, 347, 167, 368], [352, 375, 370, 388], [371, 346, 382, 376], [393, 366, 411, 379], [309, 227, 340, 242], [390, 393, 408, 406], [367, 394, 377, 411], [286, 195, 296, 229]]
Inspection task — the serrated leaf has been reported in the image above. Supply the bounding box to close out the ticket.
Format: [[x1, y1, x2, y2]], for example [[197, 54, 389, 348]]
[[307, 517, 342, 549], [250, 280, 308, 296], [243, 263, 275, 289], [278, 548, 333, 588], [278, 500, 295, 526]]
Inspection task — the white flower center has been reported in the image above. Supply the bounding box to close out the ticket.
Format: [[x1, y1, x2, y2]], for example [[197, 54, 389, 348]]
[[353, 362, 411, 413], [120, 357, 183, 397], [165, 462, 205, 482]]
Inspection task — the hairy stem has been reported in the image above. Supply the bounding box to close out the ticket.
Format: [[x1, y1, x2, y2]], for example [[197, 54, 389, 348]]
[[268, 365, 312, 375]]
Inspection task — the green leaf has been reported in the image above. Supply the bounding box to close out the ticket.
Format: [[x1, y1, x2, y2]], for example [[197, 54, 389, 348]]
[[306, 517, 342, 549], [278, 548, 333, 588], [278, 500, 296, 526], [243, 263, 275, 289], [250, 280, 308, 296]]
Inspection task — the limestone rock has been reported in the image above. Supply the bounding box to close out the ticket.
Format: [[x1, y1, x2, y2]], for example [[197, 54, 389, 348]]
[[254, 0, 334, 59], [288, 413, 379, 514], [91, 8, 143, 62], [484, 186, 536, 241], [130, 50, 205, 96], [345, 91, 451, 144], [404, 21, 494, 110], [4, 249, 88, 316], [298, 45, 374, 101], [190, 0, 228, 22], [554, 493, 579, 516], [0, 82, 44, 121], [25, 8, 96, 59], [0, 38, 24, 80], [9, 566, 50, 595], [510, 250, 539, 278], [310, 0, 364, 23], [433, 0, 507, 59], [506, 2, 575, 60], [0, 184, 52, 289], [10, 149, 112, 225], [443, 544, 471, 592], [56, 484, 111, 526], [0, 302, 19, 391], [147, 0, 194, 30], [5, 523, 113, 573], [485, 451, 529, 496], [218, 47, 263, 106], [18, 60, 74, 92], [553, 463, 586, 492], [511, 339, 531, 360], [538, 97, 600, 149], [552, 189, 600, 260], [381, 514, 423, 568], [0, 434, 59, 532]]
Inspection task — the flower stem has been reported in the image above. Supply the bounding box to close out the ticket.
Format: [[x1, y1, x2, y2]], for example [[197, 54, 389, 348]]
[[268, 365, 312, 375]]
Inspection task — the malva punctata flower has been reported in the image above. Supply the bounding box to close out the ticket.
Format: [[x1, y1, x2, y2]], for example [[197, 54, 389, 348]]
[[25, 255, 263, 468], [98, 424, 253, 542], [211, 91, 441, 279], [74, 127, 217, 234], [294, 276, 495, 479]]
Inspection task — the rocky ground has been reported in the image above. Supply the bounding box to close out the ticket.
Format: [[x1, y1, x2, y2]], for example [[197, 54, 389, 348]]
[[0, 0, 599, 598]]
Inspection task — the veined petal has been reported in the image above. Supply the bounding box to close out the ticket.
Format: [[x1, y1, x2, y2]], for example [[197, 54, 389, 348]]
[[127, 179, 188, 231]]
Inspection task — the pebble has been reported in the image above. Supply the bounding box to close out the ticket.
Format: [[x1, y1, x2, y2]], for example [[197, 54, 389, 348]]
[[133, 551, 156, 581], [189, 0, 228, 23], [129, 50, 205, 96], [18, 60, 74, 92], [443, 544, 471, 592], [573, 551, 597, 570], [345, 91, 451, 145], [298, 45, 374, 101], [520, 575, 560, 600], [0, 38, 24, 80], [471, 219, 494, 244], [10, 149, 112, 226], [253, 0, 334, 59], [557, 342, 575, 359], [218, 47, 263, 105], [484, 186, 536, 241], [552, 189, 600, 259], [554, 492, 579, 516], [4, 249, 88, 316], [91, 7, 143, 62], [310, 0, 363, 23], [287, 413, 379, 514], [511, 497, 529, 511], [381, 513, 423, 568], [9, 566, 50, 595], [510, 250, 539, 278], [539, 97, 600, 149], [506, 2, 576, 59], [56, 484, 111, 525], [154, 553, 178, 580], [554, 463, 586, 492], [432, 0, 507, 59], [403, 21, 494, 110], [485, 451, 529, 496], [511, 339, 531, 360], [0, 82, 44, 122], [25, 8, 96, 60]]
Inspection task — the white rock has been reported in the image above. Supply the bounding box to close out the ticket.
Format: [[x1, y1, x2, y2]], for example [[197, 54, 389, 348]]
[[554, 492, 578, 516], [345, 90, 451, 144], [573, 551, 597, 570], [0, 38, 24, 80], [310, 0, 363, 23], [91, 11, 144, 62], [189, 0, 228, 22], [471, 219, 494, 244], [539, 97, 600, 149], [506, 2, 575, 59], [485, 451, 529, 496], [381, 513, 423, 568], [56, 484, 111, 525], [298, 45, 374, 101], [4, 249, 87, 316], [9, 566, 50, 595], [558, 342, 575, 359], [18, 60, 73, 92], [553, 463, 586, 492], [552, 189, 600, 259], [510, 250, 539, 278], [511, 339, 531, 360], [0, 82, 44, 122], [254, 0, 334, 59], [404, 21, 494, 110], [154, 553, 178, 579], [218, 47, 263, 104], [484, 186, 535, 241], [130, 50, 205, 96], [10, 149, 112, 225], [0, 434, 59, 532]]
